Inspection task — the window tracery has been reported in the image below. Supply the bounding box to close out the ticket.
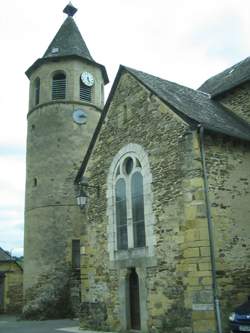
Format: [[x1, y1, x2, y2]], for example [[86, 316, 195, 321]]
[[107, 144, 155, 261], [115, 156, 145, 250]]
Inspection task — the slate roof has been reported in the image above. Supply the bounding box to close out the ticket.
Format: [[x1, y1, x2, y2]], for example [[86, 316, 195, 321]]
[[75, 65, 250, 183], [43, 16, 93, 61], [198, 57, 250, 97], [0, 247, 12, 261], [26, 17, 109, 84], [0, 247, 23, 270], [126, 66, 250, 141]]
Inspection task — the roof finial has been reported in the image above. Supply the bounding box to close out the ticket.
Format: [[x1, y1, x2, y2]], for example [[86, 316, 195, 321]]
[[63, 2, 78, 17]]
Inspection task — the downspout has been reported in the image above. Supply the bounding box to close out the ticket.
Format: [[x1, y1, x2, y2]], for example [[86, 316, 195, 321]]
[[198, 125, 223, 333]]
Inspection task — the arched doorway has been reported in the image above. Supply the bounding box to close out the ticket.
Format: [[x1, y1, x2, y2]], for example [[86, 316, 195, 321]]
[[129, 268, 141, 330]]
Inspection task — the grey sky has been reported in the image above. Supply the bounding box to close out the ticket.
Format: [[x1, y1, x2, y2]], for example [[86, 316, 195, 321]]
[[0, 0, 250, 256]]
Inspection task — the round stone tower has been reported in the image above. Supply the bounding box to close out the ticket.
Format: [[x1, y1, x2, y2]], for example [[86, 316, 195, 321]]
[[23, 3, 108, 308]]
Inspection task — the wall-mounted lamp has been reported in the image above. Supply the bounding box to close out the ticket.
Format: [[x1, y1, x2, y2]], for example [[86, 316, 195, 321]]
[[75, 176, 100, 209]]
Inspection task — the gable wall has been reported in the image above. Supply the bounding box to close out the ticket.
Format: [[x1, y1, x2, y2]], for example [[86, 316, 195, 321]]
[[79, 72, 194, 332], [204, 133, 250, 330], [217, 81, 250, 124]]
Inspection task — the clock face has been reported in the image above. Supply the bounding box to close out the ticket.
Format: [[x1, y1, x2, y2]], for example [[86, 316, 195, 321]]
[[72, 109, 87, 124], [81, 72, 95, 87]]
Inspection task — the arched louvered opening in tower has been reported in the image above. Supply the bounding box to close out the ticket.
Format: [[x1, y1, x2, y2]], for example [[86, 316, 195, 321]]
[[52, 72, 66, 100], [80, 79, 92, 102], [34, 77, 40, 105]]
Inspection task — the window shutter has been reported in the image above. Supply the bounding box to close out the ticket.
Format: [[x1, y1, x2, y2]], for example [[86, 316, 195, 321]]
[[80, 81, 92, 102], [52, 73, 66, 100]]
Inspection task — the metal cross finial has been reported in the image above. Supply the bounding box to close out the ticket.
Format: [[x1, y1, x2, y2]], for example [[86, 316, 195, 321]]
[[63, 2, 78, 17]]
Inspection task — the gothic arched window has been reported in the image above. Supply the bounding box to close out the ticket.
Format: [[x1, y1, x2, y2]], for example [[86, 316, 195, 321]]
[[114, 154, 146, 250], [52, 72, 66, 100], [107, 144, 155, 261]]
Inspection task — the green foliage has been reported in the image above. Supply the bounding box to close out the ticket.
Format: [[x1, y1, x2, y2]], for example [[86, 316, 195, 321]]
[[22, 267, 74, 320]]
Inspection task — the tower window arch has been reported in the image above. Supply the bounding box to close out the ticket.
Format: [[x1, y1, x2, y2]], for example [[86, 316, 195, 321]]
[[34, 77, 40, 105], [80, 78, 92, 102], [107, 144, 155, 260], [52, 72, 66, 100]]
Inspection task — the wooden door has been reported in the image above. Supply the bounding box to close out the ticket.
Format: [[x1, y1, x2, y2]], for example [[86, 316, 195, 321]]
[[129, 268, 141, 330]]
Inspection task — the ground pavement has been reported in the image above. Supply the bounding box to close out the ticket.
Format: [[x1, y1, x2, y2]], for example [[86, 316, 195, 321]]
[[0, 315, 113, 333]]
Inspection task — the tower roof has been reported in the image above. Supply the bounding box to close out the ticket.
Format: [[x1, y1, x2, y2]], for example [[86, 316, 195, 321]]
[[26, 9, 109, 84], [43, 16, 93, 61]]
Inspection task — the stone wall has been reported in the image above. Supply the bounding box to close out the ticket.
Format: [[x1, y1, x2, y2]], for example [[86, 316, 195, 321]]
[[79, 72, 216, 332], [24, 56, 103, 313], [0, 262, 23, 313], [204, 133, 250, 331], [217, 81, 250, 124], [179, 130, 216, 333], [79, 71, 250, 332]]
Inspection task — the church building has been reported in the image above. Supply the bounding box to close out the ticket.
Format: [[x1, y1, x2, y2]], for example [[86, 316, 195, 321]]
[[24, 3, 250, 333], [75, 61, 250, 333]]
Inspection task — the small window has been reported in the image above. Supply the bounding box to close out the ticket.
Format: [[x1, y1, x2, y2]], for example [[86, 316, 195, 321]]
[[80, 79, 92, 102], [72, 239, 80, 269], [34, 78, 40, 105], [52, 72, 66, 100], [33, 178, 38, 187]]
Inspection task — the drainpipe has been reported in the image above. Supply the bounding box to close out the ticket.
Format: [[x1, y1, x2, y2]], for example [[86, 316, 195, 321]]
[[198, 125, 223, 333]]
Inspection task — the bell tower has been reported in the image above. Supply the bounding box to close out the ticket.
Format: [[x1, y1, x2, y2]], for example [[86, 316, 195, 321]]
[[23, 2, 108, 311]]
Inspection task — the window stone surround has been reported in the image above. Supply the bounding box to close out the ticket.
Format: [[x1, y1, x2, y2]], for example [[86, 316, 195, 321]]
[[106, 143, 156, 262]]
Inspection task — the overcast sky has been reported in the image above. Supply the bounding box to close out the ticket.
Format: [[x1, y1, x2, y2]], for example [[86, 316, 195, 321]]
[[1, 0, 250, 257]]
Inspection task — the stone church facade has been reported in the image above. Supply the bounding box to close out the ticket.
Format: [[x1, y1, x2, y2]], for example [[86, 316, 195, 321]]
[[76, 66, 250, 333], [24, 3, 250, 332]]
